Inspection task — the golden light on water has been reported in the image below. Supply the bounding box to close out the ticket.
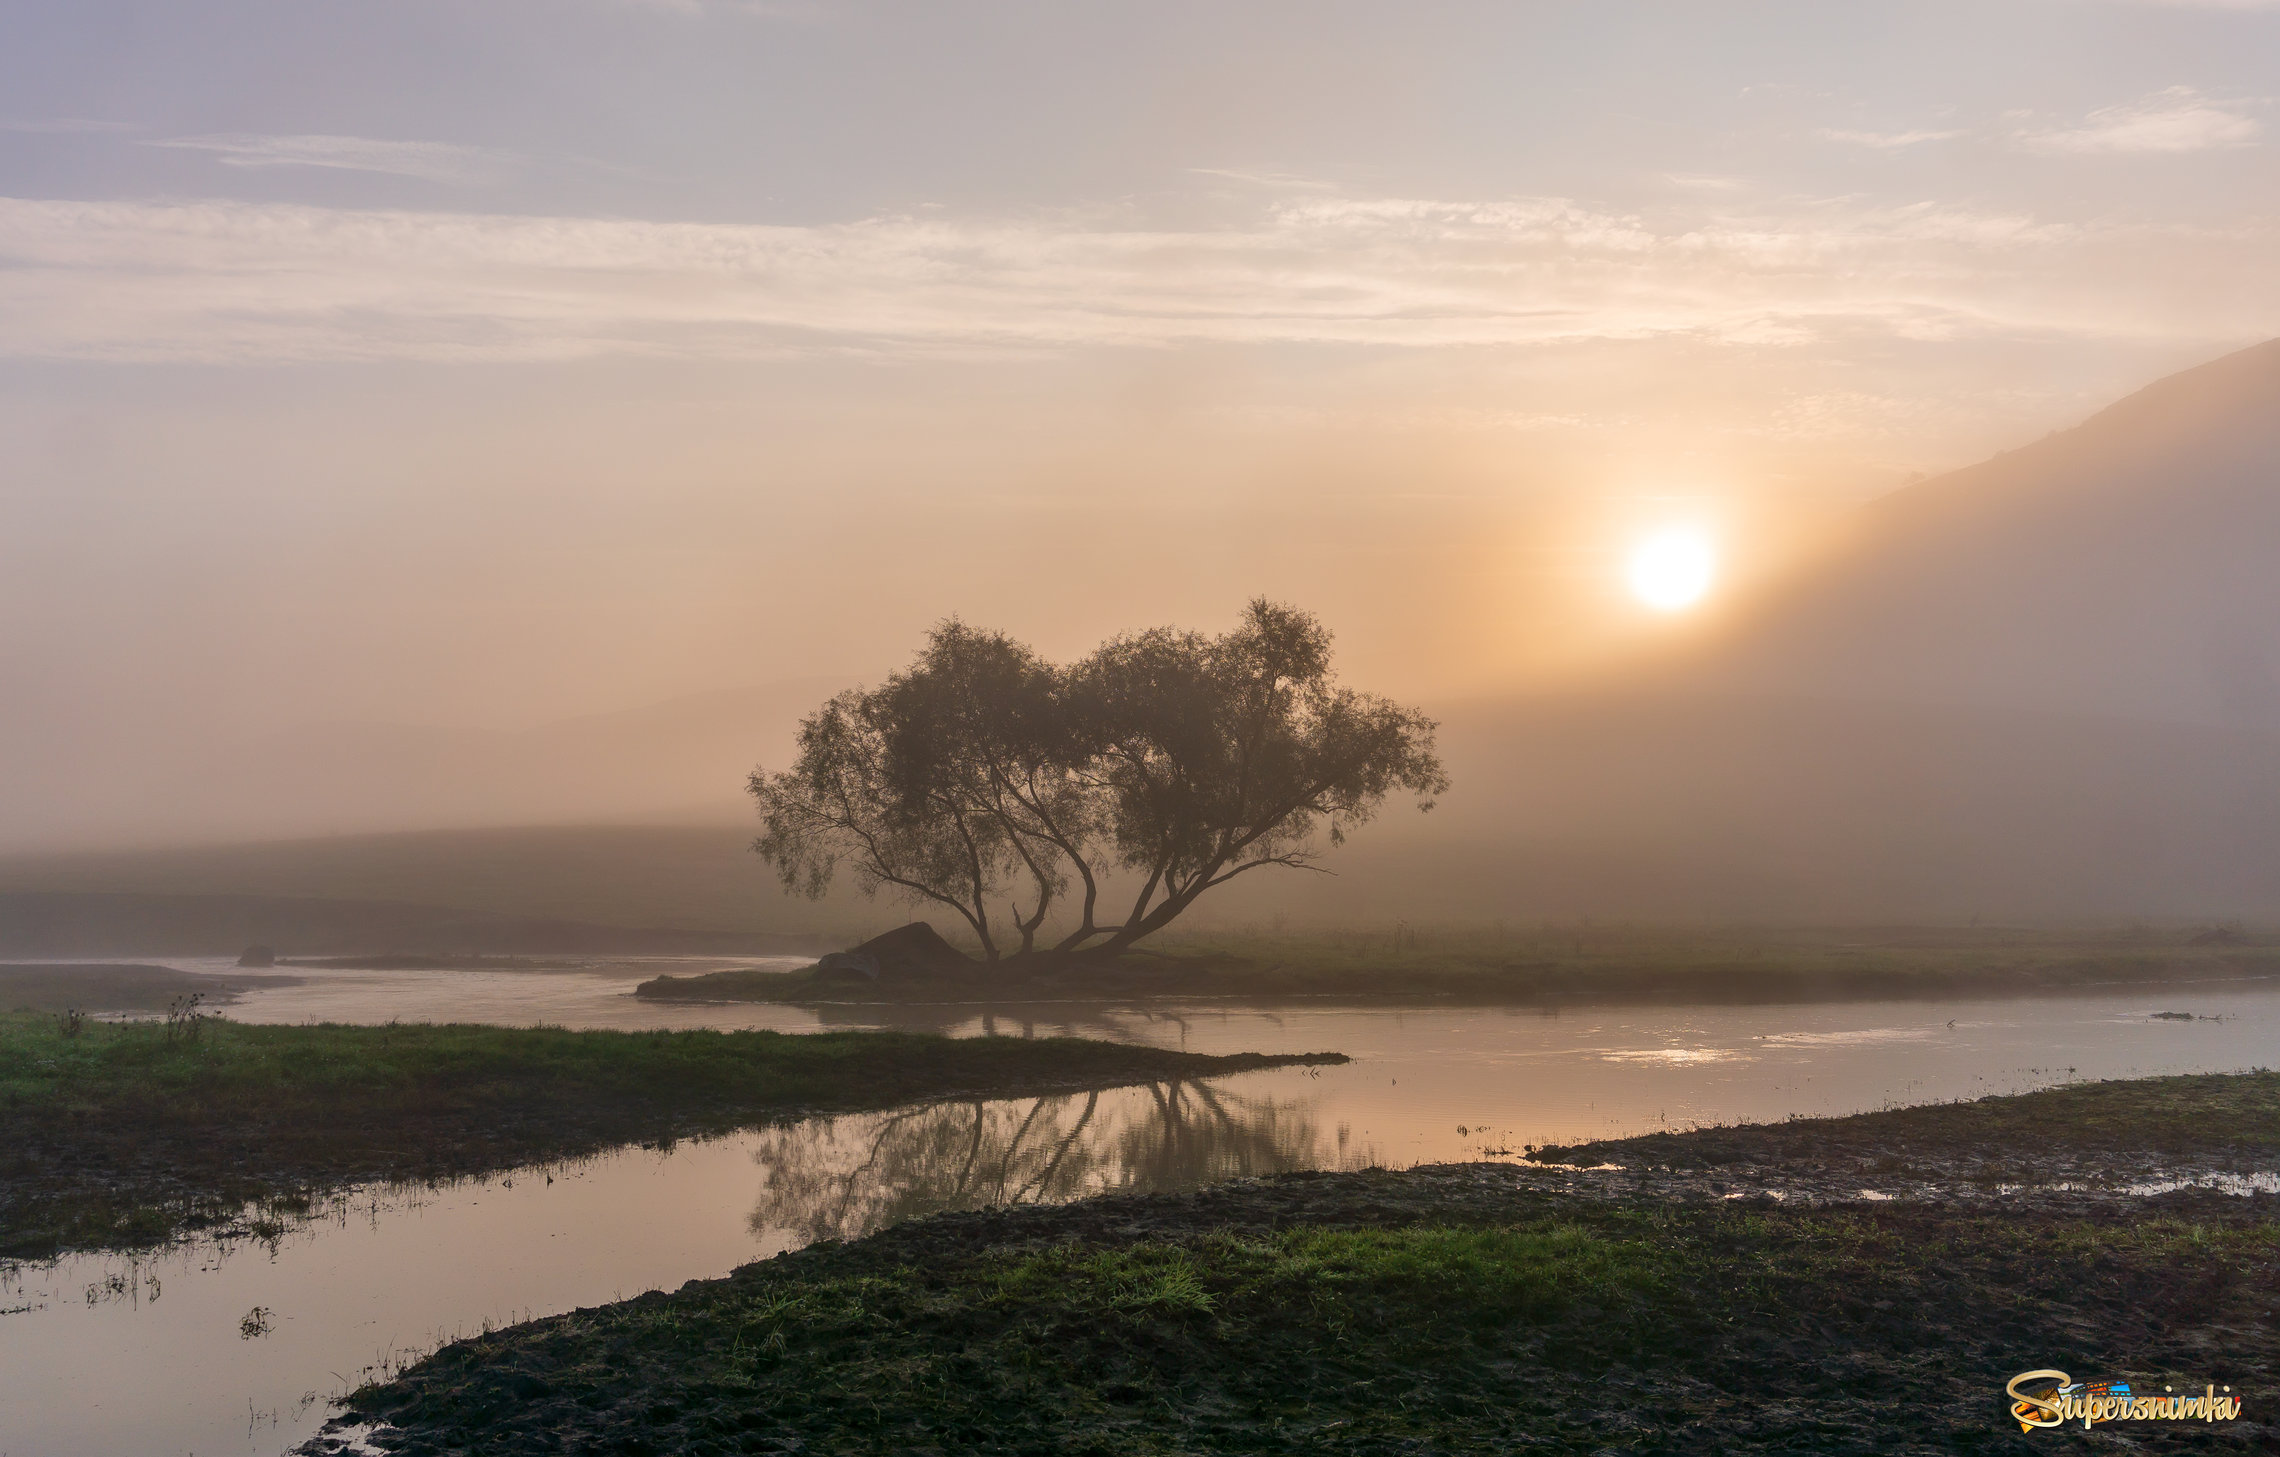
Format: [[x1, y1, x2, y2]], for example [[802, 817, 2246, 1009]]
[[1626, 528, 1716, 612]]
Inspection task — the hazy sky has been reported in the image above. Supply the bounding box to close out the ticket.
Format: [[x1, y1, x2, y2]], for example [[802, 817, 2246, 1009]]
[[5, 0, 2279, 772]]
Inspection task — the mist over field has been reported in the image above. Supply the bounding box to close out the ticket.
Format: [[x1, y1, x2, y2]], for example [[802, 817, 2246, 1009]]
[[9, 343, 2279, 931], [6, 1, 2280, 933]]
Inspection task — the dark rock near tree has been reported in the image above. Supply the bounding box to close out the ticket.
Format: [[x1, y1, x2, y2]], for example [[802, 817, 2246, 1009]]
[[822, 922, 971, 981], [637, 923, 980, 1001]]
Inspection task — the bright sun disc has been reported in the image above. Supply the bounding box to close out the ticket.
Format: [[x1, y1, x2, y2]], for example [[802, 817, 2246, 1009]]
[[1626, 530, 1715, 611]]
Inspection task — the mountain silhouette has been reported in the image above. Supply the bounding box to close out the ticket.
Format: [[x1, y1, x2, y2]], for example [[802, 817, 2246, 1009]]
[[1701, 338, 2280, 729], [1296, 341, 2280, 919]]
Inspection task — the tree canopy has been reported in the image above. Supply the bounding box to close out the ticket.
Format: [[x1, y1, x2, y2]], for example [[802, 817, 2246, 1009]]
[[750, 600, 1447, 962]]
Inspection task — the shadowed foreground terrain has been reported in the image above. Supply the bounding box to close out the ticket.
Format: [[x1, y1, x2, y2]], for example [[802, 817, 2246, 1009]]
[[330, 1073, 2280, 1455], [0, 1014, 1339, 1261]]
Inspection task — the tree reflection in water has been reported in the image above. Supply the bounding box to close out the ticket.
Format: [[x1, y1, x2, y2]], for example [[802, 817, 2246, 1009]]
[[748, 1079, 1330, 1244]]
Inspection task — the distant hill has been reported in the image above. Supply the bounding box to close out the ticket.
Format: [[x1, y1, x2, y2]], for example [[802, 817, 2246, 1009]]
[[1204, 340, 2280, 922], [1313, 338, 2280, 921], [1218, 693, 2280, 923], [0, 823, 891, 947], [1692, 338, 2280, 728], [1305, 340, 2280, 922], [0, 678, 852, 853], [0, 889, 832, 959]]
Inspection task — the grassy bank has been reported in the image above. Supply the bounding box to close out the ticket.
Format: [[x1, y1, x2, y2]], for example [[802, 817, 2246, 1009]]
[[1532, 1068, 2280, 1175], [0, 962, 291, 1013], [0, 1012, 1339, 1261], [641, 921, 2280, 1006], [340, 1071, 2280, 1455]]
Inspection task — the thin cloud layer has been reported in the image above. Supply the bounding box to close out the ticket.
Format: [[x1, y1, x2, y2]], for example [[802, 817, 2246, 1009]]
[[0, 192, 2264, 365], [1821, 128, 1964, 150], [147, 134, 513, 184], [2018, 88, 2263, 153]]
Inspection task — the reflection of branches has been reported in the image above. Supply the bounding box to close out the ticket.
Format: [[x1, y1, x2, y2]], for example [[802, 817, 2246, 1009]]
[[1015, 1089, 1097, 1203], [958, 1100, 985, 1188], [747, 1078, 1324, 1244], [800, 1106, 933, 1234], [807, 1001, 1292, 1049], [996, 1095, 1049, 1190]]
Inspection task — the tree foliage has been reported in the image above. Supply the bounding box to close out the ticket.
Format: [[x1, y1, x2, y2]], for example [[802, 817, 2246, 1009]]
[[751, 600, 1447, 961]]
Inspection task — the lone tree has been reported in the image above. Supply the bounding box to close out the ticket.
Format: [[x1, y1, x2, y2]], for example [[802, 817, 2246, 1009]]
[[750, 600, 1447, 964]]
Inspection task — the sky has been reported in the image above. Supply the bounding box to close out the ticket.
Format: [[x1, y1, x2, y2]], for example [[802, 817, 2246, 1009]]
[[4, 0, 2280, 847]]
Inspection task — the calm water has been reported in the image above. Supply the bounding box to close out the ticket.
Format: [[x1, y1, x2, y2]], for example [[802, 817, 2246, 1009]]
[[4, 959, 2278, 1457]]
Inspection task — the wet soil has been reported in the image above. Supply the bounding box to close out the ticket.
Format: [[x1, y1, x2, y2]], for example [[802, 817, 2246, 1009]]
[[1527, 1069, 2280, 1207]]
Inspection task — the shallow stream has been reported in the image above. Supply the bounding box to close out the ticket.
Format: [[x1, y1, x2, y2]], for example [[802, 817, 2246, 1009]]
[[5, 959, 2277, 1456]]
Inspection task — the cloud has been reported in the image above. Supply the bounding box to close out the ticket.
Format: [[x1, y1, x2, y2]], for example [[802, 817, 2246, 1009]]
[[1821, 128, 1964, 150], [146, 134, 512, 185], [0, 191, 2268, 365], [2018, 87, 2262, 154]]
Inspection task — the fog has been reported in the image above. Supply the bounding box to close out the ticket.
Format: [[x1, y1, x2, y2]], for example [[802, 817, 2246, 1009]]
[[7, 342, 2280, 923], [6, 1, 2280, 921]]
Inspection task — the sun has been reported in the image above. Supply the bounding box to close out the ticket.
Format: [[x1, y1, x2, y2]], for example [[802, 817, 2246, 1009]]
[[1626, 528, 1716, 612]]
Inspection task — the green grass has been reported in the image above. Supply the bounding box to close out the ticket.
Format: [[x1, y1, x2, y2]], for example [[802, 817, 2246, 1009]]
[[346, 1188, 2280, 1454], [1133, 922, 2280, 1000], [0, 1012, 1334, 1260]]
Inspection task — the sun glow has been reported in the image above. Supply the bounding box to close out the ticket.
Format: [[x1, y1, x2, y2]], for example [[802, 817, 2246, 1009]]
[[1626, 528, 1716, 611]]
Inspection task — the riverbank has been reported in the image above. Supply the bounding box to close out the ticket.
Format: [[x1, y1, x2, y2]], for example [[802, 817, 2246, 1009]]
[[0, 1012, 1341, 1260], [637, 922, 2280, 1007], [330, 1070, 2280, 1454]]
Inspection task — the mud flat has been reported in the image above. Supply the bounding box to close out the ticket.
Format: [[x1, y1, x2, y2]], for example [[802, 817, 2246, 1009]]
[[328, 1071, 2280, 1455]]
